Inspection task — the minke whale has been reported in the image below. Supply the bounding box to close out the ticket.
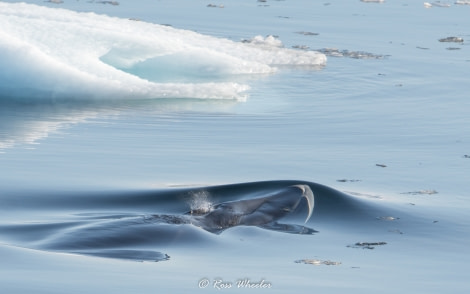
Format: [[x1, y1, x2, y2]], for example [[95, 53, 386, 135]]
[[0, 184, 316, 261], [186, 184, 315, 234]]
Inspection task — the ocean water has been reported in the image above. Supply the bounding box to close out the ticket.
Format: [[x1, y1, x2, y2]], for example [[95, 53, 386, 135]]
[[1, 0, 469, 293]]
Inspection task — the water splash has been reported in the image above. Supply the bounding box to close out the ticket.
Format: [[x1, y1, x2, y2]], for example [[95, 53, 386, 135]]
[[189, 190, 213, 215]]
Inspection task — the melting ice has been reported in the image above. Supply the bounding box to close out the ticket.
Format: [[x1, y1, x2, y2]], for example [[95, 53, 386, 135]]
[[0, 2, 326, 101]]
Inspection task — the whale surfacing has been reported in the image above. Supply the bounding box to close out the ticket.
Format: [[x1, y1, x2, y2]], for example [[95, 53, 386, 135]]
[[0, 184, 317, 261], [190, 185, 316, 234]]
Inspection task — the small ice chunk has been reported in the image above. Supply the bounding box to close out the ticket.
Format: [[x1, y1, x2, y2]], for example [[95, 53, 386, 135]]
[[439, 36, 464, 43], [431, 1, 451, 7], [295, 259, 341, 266]]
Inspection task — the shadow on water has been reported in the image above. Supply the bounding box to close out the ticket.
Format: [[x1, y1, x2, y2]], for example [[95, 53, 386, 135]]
[[0, 180, 401, 262]]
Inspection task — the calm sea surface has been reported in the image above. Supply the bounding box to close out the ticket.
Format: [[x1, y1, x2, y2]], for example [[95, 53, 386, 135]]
[[1, 1, 469, 293]]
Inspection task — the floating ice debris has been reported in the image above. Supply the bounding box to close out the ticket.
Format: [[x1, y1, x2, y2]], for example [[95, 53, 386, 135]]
[[317, 48, 344, 57], [348, 242, 387, 249], [295, 31, 319, 36], [292, 45, 310, 50], [241, 35, 283, 48], [401, 190, 438, 195], [425, 1, 452, 7], [376, 163, 387, 168], [434, 1, 452, 6], [446, 47, 461, 50], [356, 242, 387, 246], [439, 37, 464, 43], [96, 1, 120, 5], [455, 0, 470, 5], [317, 48, 388, 59], [424, 1, 453, 7], [295, 259, 341, 266], [207, 4, 225, 8], [344, 191, 382, 199]]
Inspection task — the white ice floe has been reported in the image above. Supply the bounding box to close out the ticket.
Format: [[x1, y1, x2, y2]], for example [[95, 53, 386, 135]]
[[0, 2, 326, 101], [425, 1, 452, 7]]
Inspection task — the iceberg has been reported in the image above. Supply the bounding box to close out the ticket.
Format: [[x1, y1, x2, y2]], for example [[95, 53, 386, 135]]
[[0, 2, 326, 101]]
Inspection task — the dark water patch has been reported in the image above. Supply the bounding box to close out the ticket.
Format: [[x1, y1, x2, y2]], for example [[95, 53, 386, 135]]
[[71, 249, 169, 262], [336, 179, 361, 182], [401, 190, 438, 195], [347, 242, 387, 249]]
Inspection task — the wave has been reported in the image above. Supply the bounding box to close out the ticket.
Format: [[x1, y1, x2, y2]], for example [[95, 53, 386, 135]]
[[0, 3, 326, 102], [0, 180, 401, 262]]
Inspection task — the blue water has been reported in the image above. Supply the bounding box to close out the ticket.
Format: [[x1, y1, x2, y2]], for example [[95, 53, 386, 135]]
[[1, 1, 470, 293]]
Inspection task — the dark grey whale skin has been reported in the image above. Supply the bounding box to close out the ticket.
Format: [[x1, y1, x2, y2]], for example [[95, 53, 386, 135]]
[[188, 185, 315, 234]]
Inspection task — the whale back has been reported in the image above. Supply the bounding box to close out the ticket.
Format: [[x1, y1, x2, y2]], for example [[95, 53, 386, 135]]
[[192, 185, 314, 233]]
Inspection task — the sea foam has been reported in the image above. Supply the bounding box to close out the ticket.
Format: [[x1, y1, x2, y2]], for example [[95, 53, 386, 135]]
[[0, 3, 326, 101]]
